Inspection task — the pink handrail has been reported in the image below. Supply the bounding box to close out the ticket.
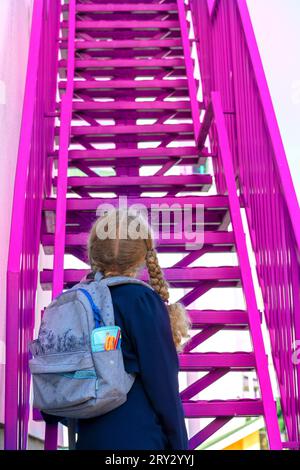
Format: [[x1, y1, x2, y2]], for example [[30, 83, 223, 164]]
[[211, 91, 282, 449], [177, 0, 200, 140], [189, 0, 300, 446], [4, 0, 61, 449], [44, 0, 76, 450]]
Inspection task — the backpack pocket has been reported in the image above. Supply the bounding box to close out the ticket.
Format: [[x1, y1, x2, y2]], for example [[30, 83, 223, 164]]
[[93, 349, 135, 397], [29, 351, 98, 412]]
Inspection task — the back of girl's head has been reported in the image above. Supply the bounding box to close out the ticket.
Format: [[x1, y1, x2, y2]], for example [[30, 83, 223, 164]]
[[88, 208, 152, 277], [88, 208, 191, 351]]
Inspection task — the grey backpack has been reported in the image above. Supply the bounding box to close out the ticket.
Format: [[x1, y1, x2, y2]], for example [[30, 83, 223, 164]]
[[28, 272, 153, 420]]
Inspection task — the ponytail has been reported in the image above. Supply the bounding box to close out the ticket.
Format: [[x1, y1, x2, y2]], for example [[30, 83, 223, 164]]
[[145, 248, 191, 352]]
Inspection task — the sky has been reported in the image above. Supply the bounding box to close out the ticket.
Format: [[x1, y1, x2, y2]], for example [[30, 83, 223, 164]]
[[247, 0, 300, 201]]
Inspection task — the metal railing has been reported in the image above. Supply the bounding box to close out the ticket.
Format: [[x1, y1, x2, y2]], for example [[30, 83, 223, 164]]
[[189, 0, 300, 447], [4, 0, 61, 449]]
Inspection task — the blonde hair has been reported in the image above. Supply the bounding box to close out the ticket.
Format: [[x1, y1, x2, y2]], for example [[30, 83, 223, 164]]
[[88, 208, 191, 352]]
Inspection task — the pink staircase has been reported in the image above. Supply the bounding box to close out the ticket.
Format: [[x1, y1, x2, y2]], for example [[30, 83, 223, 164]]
[[5, 0, 300, 450]]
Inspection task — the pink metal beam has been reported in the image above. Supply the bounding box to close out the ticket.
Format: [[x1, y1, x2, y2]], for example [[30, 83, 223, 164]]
[[59, 78, 189, 90], [5, 0, 44, 450], [40, 266, 241, 287], [43, 195, 230, 210], [189, 0, 300, 443], [183, 399, 263, 416], [211, 91, 282, 449], [177, 0, 201, 140], [189, 417, 231, 449], [180, 369, 230, 400], [62, 39, 183, 49], [237, 0, 300, 252], [62, 20, 181, 30], [45, 0, 76, 451], [207, 0, 218, 18], [75, 4, 178, 13]]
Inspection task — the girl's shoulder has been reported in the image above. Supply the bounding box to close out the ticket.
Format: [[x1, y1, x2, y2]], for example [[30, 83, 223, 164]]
[[109, 282, 159, 300], [109, 282, 167, 320]]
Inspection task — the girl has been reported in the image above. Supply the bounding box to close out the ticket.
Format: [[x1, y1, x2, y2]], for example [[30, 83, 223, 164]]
[[75, 208, 191, 450]]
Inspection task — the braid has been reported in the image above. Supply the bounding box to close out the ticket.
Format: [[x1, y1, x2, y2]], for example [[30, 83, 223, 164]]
[[145, 247, 192, 352], [145, 248, 169, 302]]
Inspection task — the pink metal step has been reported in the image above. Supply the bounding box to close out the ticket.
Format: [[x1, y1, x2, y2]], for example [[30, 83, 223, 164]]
[[62, 20, 180, 30], [183, 399, 263, 417], [179, 352, 255, 371], [73, 3, 178, 13], [56, 123, 194, 137], [69, 33, 182, 43], [57, 174, 212, 191], [50, 146, 202, 166], [187, 310, 249, 328], [65, 100, 191, 111], [59, 58, 186, 69], [60, 39, 183, 50], [40, 266, 241, 290], [57, 107, 193, 123], [43, 195, 229, 211], [59, 78, 188, 90], [41, 231, 235, 254]]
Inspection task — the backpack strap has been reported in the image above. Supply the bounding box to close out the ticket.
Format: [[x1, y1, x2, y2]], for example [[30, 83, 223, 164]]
[[77, 288, 105, 328], [94, 270, 154, 291], [76, 271, 154, 329]]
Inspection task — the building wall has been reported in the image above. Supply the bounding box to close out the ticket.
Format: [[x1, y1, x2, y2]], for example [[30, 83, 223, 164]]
[[224, 430, 261, 450]]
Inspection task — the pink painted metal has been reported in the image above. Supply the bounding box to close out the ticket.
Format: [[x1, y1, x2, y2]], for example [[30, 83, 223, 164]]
[[45, 0, 76, 451], [207, 0, 218, 18], [211, 91, 282, 449], [4, 0, 61, 449], [189, 0, 300, 447], [176, 0, 200, 140]]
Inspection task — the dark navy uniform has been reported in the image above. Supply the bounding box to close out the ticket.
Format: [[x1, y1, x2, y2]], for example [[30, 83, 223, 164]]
[[44, 283, 189, 450]]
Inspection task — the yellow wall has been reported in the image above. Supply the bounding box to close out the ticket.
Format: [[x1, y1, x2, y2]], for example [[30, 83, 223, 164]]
[[224, 431, 260, 450]]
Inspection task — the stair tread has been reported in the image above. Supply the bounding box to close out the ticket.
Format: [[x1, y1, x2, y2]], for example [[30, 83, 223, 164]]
[[183, 399, 263, 417], [64, 39, 183, 50], [74, 3, 178, 13], [43, 195, 229, 210], [183, 398, 261, 403], [63, 100, 192, 111], [40, 267, 241, 288], [61, 174, 212, 188], [180, 351, 254, 357], [187, 309, 249, 326], [50, 146, 200, 159], [59, 58, 185, 68], [59, 78, 188, 90], [42, 231, 235, 247], [57, 123, 194, 137], [179, 351, 255, 369], [61, 20, 180, 30]]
